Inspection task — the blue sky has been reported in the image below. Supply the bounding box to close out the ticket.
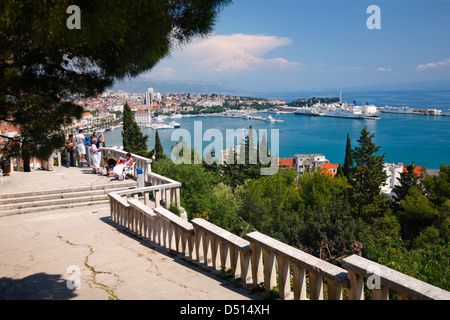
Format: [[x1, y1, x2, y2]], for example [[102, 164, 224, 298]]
[[130, 0, 450, 93]]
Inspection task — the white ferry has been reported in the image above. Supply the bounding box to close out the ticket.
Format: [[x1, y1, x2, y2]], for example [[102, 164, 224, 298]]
[[427, 108, 443, 116], [294, 106, 324, 117], [223, 110, 249, 118], [382, 105, 412, 114], [323, 106, 366, 119], [267, 108, 280, 114]]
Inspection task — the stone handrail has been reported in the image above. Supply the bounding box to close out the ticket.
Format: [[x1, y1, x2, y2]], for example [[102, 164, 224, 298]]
[[114, 180, 181, 210], [6, 150, 63, 172], [106, 159, 450, 300], [108, 187, 450, 300], [109, 193, 195, 258], [342, 254, 450, 300], [245, 231, 349, 300], [191, 218, 252, 284]]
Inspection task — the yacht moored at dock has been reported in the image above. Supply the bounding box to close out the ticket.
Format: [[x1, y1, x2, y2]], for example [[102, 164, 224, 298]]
[[382, 105, 413, 114], [294, 106, 324, 117]]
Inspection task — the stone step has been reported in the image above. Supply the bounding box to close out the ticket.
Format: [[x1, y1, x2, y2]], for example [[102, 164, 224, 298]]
[[0, 194, 112, 211], [0, 180, 137, 200], [0, 199, 111, 217], [0, 184, 135, 205], [0, 180, 138, 217]]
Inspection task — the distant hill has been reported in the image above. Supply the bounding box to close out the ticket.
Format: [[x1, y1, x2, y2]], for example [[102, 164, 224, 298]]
[[338, 79, 450, 92], [111, 78, 242, 95]]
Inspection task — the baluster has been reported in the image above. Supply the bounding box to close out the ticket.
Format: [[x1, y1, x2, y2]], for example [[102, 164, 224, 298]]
[[309, 272, 323, 300], [277, 255, 291, 299], [250, 243, 264, 286], [292, 264, 307, 300], [263, 249, 276, 291]]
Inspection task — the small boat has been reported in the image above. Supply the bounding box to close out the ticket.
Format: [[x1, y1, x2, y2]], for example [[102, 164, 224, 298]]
[[266, 115, 276, 123], [169, 121, 181, 128]]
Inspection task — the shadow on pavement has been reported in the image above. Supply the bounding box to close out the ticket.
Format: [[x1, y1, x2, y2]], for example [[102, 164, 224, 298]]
[[0, 273, 78, 300]]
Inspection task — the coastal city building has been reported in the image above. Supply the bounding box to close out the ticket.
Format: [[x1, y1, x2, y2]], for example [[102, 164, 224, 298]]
[[134, 110, 152, 126], [295, 153, 330, 175], [278, 158, 296, 169], [382, 163, 425, 197], [321, 163, 339, 177], [145, 88, 154, 108]]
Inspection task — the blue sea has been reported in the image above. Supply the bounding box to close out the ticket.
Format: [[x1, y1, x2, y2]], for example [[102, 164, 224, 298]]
[[102, 90, 450, 170]]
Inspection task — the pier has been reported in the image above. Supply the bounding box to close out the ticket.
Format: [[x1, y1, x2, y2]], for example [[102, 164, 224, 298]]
[[194, 113, 285, 123]]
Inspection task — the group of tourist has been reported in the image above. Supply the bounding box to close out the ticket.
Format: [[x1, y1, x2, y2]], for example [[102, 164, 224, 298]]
[[65, 129, 134, 180]]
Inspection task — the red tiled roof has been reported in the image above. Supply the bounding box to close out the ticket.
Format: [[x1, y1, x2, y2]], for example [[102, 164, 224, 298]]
[[279, 158, 296, 168], [403, 165, 424, 177], [321, 163, 339, 177]]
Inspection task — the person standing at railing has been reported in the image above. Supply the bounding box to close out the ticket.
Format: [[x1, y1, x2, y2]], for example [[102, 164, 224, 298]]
[[91, 138, 101, 174], [75, 129, 86, 164], [65, 134, 75, 167]]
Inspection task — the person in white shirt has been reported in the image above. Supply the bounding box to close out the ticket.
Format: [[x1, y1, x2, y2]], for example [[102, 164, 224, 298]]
[[91, 138, 101, 174], [75, 129, 86, 163]]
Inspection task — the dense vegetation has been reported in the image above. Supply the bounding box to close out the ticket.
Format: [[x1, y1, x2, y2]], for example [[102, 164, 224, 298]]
[[289, 97, 340, 107], [151, 126, 450, 292]]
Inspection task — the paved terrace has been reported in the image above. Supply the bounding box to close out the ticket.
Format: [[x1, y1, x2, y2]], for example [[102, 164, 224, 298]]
[[1, 148, 449, 301], [0, 165, 255, 300]]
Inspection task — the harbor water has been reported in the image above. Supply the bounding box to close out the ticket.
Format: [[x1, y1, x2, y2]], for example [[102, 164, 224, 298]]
[[102, 112, 450, 170]]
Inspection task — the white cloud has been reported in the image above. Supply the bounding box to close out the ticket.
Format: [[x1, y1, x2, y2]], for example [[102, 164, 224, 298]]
[[415, 58, 450, 71], [171, 33, 302, 73], [339, 66, 364, 71], [377, 67, 391, 71], [149, 67, 175, 79]]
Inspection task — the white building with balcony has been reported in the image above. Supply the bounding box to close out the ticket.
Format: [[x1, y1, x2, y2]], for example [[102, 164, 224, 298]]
[[294, 153, 330, 175]]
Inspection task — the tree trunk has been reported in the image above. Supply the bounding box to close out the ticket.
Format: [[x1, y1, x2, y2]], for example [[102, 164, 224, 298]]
[[22, 149, 31, 172]]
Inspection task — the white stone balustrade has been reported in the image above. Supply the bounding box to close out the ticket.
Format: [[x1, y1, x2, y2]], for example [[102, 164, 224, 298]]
[[342, 254, 450, 300], [191, 218, 252, 284], [245, 231, 349, 300], [107, 162, 450, 300], [108, 191, 195, 259]]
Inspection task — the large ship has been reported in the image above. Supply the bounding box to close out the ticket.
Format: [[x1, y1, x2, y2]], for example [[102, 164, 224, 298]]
[[267, 108, 281, 114], [382, 105, 412, 114], [323, 105, 366, 119], [294, 106, 324, 117]]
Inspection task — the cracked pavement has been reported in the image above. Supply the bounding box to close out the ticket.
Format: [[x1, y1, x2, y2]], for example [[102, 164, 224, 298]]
[[0, 203, 255, 300]]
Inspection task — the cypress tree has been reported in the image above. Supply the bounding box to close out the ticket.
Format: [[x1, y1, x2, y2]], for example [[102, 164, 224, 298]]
[[350, 127, 388, 220], [121, 103, 150, 157], [150, 129, 166, 161], [343, 133, 354, 181]]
